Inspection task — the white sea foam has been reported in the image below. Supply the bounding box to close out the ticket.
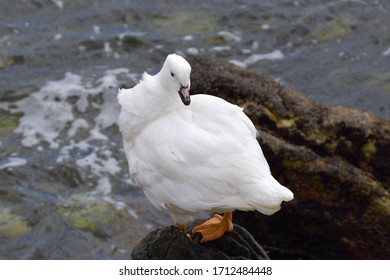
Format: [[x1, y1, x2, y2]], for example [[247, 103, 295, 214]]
[[229, 49, 285, 68], [6, 68, 138, 194], [183, 35, 194, 41], [10, 69, 136, 149], [93, 25, 101, 35], [383, 46, 390, 56], [54, 33, 62, 40], [241, 48, 252, 55], [127, 208, 139, 219], [186, 47, 199, 55], [51, 0, 64, 9], [94, 177, 113, 196], [262, 24, 271, 30], [10, 72, 83, 148], [67, 118, 89, 138], [118, 32, 145, 40], [104, 42, 113, 54], [217, 31, 242, 42], [0, 157, 27, 170], [210, 45, 231, 52]]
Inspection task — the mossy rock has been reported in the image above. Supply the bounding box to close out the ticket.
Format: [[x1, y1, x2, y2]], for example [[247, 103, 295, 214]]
[[0, 208, 31, 238], [57, 197, 119, 237], [0, 109, 21, 134], [121, 36, 150, 52], [310, 15, 356, 42], [152, 11, 217, 36], [132, 220, 269, 260], [187, 55, 390, 259]]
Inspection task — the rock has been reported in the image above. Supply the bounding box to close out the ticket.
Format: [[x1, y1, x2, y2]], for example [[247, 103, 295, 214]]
[[131, 219, 269, 260], [186, 55, 390, 259]]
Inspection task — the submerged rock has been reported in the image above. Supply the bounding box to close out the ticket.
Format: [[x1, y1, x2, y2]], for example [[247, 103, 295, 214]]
[[131, 219, 269, 260], [0, 208, 31, 239], [186, 55, 390, 259]]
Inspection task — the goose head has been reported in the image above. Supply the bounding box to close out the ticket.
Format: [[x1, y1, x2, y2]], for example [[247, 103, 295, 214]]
[[160, 54, 192, 106]]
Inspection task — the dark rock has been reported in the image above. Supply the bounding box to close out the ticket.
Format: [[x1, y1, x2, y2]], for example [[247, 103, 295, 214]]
[[186, 55, 390, 259], [131, 219, 269, 260]]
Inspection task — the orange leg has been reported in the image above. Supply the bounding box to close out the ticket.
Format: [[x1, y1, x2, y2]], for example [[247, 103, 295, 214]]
[[175, 223, 187, 233], [192, 212, 233, 243]]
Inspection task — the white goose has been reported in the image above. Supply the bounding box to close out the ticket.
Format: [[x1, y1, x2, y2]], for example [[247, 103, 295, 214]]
[[117, 54, 293, 243]]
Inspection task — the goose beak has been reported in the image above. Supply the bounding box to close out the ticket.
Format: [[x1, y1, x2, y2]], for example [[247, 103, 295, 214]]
[[179, 85, 191, 106]]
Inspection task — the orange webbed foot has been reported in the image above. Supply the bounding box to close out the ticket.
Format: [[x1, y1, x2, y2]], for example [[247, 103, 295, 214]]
[[192, 212, 233, 243]]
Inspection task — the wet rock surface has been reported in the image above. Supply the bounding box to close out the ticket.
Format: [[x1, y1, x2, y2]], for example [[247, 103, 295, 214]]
[[132, 219, 269, 260], [186, 56, 390, 259]]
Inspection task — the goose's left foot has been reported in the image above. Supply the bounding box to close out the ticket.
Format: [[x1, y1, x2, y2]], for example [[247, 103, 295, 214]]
[[192, 212, 233, 243]]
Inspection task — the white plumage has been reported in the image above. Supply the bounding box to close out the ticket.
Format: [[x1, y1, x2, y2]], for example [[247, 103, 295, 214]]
[[117, 54, 293, 240]]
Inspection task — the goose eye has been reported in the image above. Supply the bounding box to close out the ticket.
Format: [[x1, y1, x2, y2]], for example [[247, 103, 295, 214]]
[[171, 72, 175, 77]]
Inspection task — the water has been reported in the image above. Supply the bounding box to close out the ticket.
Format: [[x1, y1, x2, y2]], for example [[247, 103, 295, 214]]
[[0, 0, 389, 259]]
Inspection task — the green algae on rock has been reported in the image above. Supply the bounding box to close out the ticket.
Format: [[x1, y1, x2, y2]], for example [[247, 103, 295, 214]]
[[0, 208, 31, 239], [152, 11, 218, 36], [57, 196, 125, 237]]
